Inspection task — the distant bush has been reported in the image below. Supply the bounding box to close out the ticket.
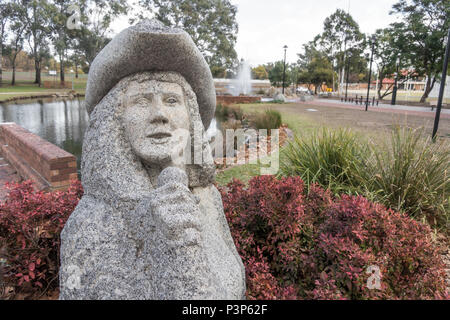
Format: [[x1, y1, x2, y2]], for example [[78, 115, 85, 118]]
[[256, 88, 266, 95], [220, 176, 448, 300], [230, 106, 244, 121], [253, 109, 282, 130], [215, 104, 244, 121], [280, 128, 368, 195], [0, 181, 83, 299], [215, 103, 229, 119]]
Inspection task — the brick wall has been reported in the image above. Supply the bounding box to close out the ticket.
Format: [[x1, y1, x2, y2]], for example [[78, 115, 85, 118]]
[[216, 95, 262, 105], [0, 123, 77, 191]]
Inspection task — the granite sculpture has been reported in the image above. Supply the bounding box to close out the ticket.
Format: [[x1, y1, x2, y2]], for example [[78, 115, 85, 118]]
[[59, 19, 246, 300]]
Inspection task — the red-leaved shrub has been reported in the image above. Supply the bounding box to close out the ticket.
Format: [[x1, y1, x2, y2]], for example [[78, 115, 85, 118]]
[[220, 176, 448, 300], [0, 180, 83, 299]]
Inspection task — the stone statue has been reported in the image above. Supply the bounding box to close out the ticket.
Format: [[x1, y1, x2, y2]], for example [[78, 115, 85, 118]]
[[59, 19, 246, 300]]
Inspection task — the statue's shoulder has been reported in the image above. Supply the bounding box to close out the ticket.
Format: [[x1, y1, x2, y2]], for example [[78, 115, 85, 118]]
[[61, 195, 115, 241], [192, 184, 223, 208]]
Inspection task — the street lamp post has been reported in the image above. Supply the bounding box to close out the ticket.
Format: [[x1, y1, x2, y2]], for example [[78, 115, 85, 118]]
[[432, 28, 450, 140], [282, 45, 288, 95], [391, 57, 400, 105], [365, 36, 376, 111]]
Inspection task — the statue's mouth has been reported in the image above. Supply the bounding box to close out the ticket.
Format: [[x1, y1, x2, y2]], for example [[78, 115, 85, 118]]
[[147, 132, 172, 139], [147, 131, 172, 144]]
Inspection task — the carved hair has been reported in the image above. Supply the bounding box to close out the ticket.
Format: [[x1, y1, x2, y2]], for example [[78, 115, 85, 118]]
[[81, 71, 215, 208]]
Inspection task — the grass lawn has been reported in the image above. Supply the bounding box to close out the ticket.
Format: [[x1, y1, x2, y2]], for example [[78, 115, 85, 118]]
[[215, 163, 262, 186], [0, 78, 87, 102]]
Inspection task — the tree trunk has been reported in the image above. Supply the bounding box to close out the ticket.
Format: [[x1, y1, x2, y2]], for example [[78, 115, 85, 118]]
[[420, 74, 436, 103], [377, 80, 383, 100], [34, 53, 41, 86], [340, 66, 345, 96], [377, 72, 385, 100], [12, 64, 16, 86], [59, 51, 65, 83], [332, 59, 335, 92], [0, 25, 3, 87], [35, 62, 41, 87], [60, 62, 65, 82], [0, 43, 2, 87]]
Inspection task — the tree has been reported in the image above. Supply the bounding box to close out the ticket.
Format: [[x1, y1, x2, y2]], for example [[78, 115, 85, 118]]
[[268, 60, 291, 88], [252, 65, 268, 80], [73, 28, 110, 70], [23, 0, 52, 86], [47, 0, 73, 82], [371, 28, 405, 100], [289, 63, 300, 92], [0, 0, 13, 86], [72, 0, 127, 71], [47, 0, 127, 82], [4, 1, 27, 86], [209, 65, 226, 78], [390, 0, 450, 102], [314, 9, 365, 94], [137, 0, 239, 75], [297, 42, 333, 94], [69, 51, 86, 78]]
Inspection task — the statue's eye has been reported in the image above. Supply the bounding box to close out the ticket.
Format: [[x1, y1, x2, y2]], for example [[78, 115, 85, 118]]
[[135, 98, 148, 105], [166, 97, 178, 105]]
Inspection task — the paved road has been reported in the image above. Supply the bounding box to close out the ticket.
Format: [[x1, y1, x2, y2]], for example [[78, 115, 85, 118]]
[[302, 98, 450, 119]]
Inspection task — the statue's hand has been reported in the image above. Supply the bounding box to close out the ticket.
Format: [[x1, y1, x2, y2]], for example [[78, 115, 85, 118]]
[[149, 167, 202, 246]]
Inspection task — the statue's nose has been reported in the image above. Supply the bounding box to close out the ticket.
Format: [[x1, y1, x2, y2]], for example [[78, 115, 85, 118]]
[[149, 99, 169, 125]]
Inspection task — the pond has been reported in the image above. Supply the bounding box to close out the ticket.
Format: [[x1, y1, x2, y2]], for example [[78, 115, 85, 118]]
[[0, 98, 220, 173]]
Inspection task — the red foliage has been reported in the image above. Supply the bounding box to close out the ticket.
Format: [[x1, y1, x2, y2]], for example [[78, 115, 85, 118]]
[[0, 180, 83, 299], [220, 176, 448, 300]]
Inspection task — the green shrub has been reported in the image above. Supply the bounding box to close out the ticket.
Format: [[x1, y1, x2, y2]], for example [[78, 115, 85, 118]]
[[280, 128, 368, 195], [366, 127, 449, 230], [215, 104, 244, 121], [215, 103, 229, 120], [253, 109, 282, 130], [256, 88, 266, 95], [230, 106, 244, 121]]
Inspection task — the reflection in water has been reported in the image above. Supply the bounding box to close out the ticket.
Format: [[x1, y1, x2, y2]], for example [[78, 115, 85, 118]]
[[0, 98, 89, 173]]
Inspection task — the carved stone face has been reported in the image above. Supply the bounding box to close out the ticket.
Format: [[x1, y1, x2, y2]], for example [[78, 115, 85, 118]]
[[121, 80, 190, 166]]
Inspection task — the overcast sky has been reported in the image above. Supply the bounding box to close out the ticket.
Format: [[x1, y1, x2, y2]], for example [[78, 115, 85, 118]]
[[112, 0, 400, 67]]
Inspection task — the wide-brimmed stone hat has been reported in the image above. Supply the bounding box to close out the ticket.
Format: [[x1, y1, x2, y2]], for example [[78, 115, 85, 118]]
[[84, 19, 216, 129]]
